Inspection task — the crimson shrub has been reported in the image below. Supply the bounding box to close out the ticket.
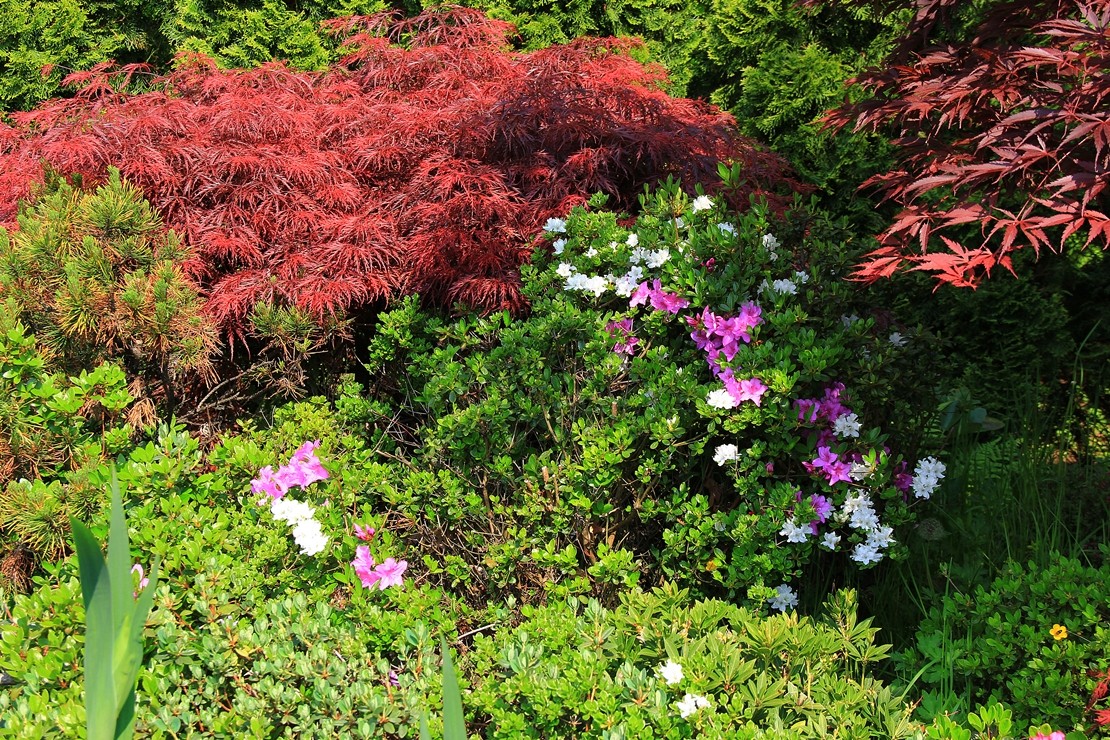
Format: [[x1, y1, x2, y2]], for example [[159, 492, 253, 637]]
[[0, 8, 797, 337]]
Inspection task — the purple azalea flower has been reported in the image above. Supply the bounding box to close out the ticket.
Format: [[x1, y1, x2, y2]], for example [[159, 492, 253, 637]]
[[810, 494, 833, 522], [795, 398, 821, 423], [824, 459, 853, 486], [811, 446, 839, 471]]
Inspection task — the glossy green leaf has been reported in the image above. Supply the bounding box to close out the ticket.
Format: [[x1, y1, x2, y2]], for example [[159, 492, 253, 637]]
[[441, 639, 466, 740]]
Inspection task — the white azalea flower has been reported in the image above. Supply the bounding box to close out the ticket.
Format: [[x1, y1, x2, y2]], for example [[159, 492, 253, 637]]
[[769, 584, 798, 612], [713, 444, 740, 465], [658, 660, 684, 685]]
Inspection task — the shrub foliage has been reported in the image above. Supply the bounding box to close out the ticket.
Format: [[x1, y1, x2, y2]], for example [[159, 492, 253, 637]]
[[0, 8, 797, 337], [0, 169, 217, 400], [898, 555, 1110, 734]]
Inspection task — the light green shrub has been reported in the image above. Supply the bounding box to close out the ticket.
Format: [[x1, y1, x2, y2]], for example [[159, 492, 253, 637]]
[[0, 314, 134, 564], [465, 585, 919, 738]]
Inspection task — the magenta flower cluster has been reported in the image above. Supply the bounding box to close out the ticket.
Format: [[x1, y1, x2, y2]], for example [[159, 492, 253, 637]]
[[630, 279, 690, 314], [251, 442, 408, 589], [353, 547, 409, 590], [688, 303, 763, 367], [809, 446, 853, 486], [606, 317, 639, 356], [687, 304, 768, 407], [795, 383, 849, 442], [250, 441, 329, 499], [795, 383, 912, 492], [806, 492, 833, 534]]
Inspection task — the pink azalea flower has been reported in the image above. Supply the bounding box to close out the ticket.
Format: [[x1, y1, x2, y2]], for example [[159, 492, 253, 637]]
[[289, 440, 329, 487], [373, 558, 408, 590], [737, 301, 762, 329], [651, 288, 689, 314], [251, 465, 287, 499], [818, 382, 848, 422], [824, 459, 853, 486], [352, 546, 380, 588], [810, 494, 833, 522], [290, 440, 321, 464], [606, 318, 640, 356], [131, 563, 149, 597], [795, 398, 821, 423], [811, 446, 839, 471], [630, 280, 688, 314], [815, 428, 837, 449], [275, 463, 309, 490], [1030, 733, 1065, 740], [732, 377, 768, 406], [607, 317, 634, 335], [629, 281, 653, 308], [892, 461, 913, 493], [354, 524, 376, 541]]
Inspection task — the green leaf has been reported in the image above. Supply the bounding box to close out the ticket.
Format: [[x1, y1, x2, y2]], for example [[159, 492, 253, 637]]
[[440, 639, 466, 740], [106, 469, 136, 711], [71, 517, 116, 739]]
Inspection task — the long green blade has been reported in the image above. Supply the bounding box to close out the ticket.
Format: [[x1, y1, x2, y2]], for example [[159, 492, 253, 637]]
[[114, 689, 137, 740], [122, 562, 158, 702], [106, 469, 132, 637], [105, 468, 138, 718], [440, 639, 466, 740], [72, 518, 116, 740]]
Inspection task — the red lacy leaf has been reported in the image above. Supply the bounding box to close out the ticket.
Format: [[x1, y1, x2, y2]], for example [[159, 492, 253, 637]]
[[0, 8, 803, 336]]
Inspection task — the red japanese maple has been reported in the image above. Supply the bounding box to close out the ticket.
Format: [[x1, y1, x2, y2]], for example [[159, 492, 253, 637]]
[[1089, 667, 1110, 726], [822, 0, 1110, 286], [0, 8, 797, 336]]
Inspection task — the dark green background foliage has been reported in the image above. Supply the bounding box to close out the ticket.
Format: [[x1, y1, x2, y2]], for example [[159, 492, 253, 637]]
[[0, 0, 168, 109], [700, 0, 903, 210], [871, 246, 1109, 445]]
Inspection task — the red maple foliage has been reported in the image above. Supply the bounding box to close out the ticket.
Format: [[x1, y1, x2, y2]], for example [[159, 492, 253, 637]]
[[1089, 667, 1110, 726], [821, 0, 1110, 286], [0, 8, 798, 336]]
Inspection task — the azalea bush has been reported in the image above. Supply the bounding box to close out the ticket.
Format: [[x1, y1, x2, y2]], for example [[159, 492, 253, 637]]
[[897, 554, 1110, 735], [342, 178, 947, 606], [0, 418, 456, 737], [464, 585, 923, 738]]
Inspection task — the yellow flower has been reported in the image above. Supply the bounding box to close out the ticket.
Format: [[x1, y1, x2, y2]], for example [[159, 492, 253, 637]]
[[1051, 624, 1068, 640]]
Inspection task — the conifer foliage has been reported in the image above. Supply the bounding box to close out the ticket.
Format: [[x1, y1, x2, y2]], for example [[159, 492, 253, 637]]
[[0, 168, 218, 414], [0, 8, 796, 335], [823, 0, 1110, 286]]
